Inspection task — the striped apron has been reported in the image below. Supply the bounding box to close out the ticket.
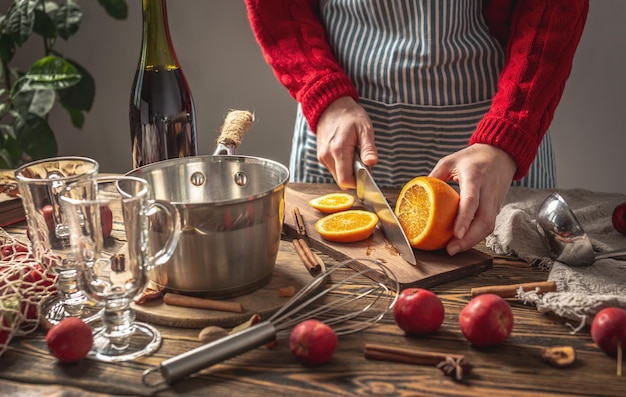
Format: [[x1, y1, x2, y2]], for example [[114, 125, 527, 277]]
[[289, 0, 556, 188]]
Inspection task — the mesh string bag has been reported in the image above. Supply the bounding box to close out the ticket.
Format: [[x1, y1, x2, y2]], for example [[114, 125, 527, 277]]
[[0, 228, 56, 357]]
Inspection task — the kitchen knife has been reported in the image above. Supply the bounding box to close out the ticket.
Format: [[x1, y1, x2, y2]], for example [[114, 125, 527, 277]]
[[353, 152, 417, 266]]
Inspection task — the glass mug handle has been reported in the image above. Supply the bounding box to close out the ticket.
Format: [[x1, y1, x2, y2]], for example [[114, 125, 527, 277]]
[[146, 199, 181, 268]]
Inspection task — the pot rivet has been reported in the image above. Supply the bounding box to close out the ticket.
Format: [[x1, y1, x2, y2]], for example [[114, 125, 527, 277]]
[[190, 171, 206, 186], [234, 172, 248, 187]]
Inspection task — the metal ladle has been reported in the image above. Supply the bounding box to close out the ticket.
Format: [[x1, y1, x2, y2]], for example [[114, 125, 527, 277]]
[[536, 192, 626, 266]]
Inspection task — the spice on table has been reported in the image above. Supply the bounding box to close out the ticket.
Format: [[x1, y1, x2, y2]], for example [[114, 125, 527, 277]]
[[133, 287, 162, 305], [364, 343, 472, 381], [471, 281, 557, 298], [163, 293, 243, 313], [198, 326, 229, 344], [111, 253, 126, 272], [541, 346, 576, 368], [292, 207, 307, 237], [278, 285, 296, 297], [229, 313, 262, 335], [292, 238, 322, 276]]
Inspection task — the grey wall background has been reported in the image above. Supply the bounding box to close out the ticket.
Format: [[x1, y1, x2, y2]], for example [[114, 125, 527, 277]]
[[6, 1, 626, 193]]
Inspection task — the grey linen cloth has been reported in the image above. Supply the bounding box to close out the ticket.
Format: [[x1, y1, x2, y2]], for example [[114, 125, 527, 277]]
[[486, 187, 626, 329]]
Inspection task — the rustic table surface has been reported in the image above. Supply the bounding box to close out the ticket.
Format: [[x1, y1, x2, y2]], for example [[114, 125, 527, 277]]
[[1, 184, 624, 397]]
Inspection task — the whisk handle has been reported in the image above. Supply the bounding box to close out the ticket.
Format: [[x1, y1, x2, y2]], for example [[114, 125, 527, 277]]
[[142, 321, 277, 387]]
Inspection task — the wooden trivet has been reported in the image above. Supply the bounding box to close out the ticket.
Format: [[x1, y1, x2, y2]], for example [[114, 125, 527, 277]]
[[132, 239, 327, 329]]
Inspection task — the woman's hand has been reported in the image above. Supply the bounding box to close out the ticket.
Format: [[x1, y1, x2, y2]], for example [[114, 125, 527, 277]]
[[429, 144, 517, 256], [315, 96, 378, 189]]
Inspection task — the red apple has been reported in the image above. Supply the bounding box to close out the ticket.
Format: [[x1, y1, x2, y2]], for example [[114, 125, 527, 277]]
[[46, 317, 93, 363], [393, 288, 445, 335], [591, 307, 626, 376], [591, 307, 626, 354], [289, 319, 337, 365], [459, 293, 514, 347], [26, 204, 56, 240], [612, 203, 626, 235], [42, 204, 56, 233], [100, 205, 113, 238]]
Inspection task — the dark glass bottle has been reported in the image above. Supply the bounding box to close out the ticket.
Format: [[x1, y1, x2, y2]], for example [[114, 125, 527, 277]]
[[129, 0, 198, 169]]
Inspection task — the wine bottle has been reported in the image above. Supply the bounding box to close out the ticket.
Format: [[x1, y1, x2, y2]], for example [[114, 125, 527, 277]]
[[129, 0, 198, 169]]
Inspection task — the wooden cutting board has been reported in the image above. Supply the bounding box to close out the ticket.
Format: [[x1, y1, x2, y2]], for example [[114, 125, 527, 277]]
[[283, 183, 492, 290]]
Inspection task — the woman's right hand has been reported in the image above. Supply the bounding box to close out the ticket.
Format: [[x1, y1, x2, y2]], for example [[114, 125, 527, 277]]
[[315, 96, 378, 189]]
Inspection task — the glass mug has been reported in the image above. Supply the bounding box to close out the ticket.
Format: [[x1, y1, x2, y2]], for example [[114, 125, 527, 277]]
[[61, 175, 180, 362], [15, 156, 100, 326]]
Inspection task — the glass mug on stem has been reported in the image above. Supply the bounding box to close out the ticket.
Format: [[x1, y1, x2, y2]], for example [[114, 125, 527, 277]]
[[61, 175, 180, 362], [15, 156, 101, 326]]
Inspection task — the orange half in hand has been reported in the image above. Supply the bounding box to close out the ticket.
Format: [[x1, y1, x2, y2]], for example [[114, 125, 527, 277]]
[[308, 192, 356, 213], [315, 210, 378, 243], [394, 176, 460, 251]]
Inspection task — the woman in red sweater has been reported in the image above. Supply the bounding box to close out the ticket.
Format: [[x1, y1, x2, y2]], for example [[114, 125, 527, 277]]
[[245, 0, 589, 255]]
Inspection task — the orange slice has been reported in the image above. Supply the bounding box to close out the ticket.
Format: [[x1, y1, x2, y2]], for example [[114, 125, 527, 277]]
[[394, 176, 460, 251], [314, 210, 378, 243], [308, 192, 355, 213]]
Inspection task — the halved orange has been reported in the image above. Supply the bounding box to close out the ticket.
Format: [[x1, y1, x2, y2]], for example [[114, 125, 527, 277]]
[[314, 210, 378, 243], [394, 176, 460, 251], [308, 192, 355, 213]]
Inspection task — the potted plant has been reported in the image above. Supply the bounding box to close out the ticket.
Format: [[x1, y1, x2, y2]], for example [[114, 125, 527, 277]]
[[0, 0, 128, 169]]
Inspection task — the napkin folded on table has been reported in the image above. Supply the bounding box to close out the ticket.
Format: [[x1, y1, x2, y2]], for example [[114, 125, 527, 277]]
[[486, 186, 626, 330]]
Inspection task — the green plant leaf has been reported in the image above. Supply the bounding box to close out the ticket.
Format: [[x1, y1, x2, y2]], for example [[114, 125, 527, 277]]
[[7, 0, 38, 46], [13, 113, 58, 159], [33, 9, 57, 38], [23, 56, 81, 90], [0, 132, 24, 168], [0, 154, 12, 169], [0, 34, 16, 63], [12, 83, 56, 117], [97, 0, 129, 20], [58, 59, 94, 112], [54, 0, 82, 40], [63, 105, 85, 128]]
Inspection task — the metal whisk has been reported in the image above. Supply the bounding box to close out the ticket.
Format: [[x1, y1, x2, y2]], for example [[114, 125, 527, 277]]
[[142, 258, 398, 387]]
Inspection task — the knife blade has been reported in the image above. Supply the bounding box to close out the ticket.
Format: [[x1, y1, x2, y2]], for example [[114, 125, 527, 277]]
[[353, 152, 417, 266]]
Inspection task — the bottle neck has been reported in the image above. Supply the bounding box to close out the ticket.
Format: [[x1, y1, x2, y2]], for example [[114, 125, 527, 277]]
[[140, 0, 180, 71]]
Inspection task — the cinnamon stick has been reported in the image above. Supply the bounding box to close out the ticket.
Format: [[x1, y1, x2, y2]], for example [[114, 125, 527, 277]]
[[292, 207, 307, 237], [364, 343, 471, 381], [292, 238, 322, 276], [471, 281, 557, 298], [163, 293, 243, 313]]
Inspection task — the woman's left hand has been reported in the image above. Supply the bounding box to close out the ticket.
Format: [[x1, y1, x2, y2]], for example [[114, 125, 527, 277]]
[[429, 144, 517, 256]]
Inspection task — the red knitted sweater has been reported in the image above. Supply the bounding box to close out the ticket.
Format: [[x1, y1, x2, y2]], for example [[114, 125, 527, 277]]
[[245, 0, 589, 179]]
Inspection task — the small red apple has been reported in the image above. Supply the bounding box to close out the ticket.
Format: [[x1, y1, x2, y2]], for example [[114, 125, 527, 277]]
[[42, 204, 56, 233], [459, 293, 514, 347], [289, 319, 337, 365], [46, 317, 93, 363], [591, 307, 626, 376], [100, 205, 113, 238], [591, 307, 626, 354], [612, 203, 626, 236], [393, 288, 445, 335]]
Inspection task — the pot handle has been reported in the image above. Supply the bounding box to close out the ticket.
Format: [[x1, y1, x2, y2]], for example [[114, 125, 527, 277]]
[[213, 110, 254, 156], [145, 199, 181, 268]]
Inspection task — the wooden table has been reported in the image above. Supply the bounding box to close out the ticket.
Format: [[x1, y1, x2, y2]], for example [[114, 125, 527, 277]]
[[1, 188, 625, 397]]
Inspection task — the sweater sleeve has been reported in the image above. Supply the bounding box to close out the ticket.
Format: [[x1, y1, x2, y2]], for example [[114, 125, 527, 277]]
[[471, 0, 589, 180], [244, 0, 359, 132]]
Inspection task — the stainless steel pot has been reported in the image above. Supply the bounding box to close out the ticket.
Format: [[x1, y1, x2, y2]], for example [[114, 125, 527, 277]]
[[127, 111, 289, 297]]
